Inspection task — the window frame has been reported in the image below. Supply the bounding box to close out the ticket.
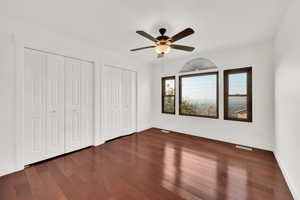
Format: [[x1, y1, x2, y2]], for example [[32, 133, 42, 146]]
[[161, 76, 176, 114], [179, 71, 219, 119], [224, 67, 252, 122]]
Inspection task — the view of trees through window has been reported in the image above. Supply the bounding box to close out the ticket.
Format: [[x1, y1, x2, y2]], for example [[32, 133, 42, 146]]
[[180, 73, 218, 118], [162, 77, 175, 114]]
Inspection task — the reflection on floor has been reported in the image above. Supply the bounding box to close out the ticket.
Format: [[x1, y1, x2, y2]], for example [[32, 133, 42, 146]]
[[0, 128, 293, 200]]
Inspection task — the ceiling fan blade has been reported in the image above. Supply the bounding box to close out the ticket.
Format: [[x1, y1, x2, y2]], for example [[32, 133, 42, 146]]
[[136, 31, 158, 42], [130, 46, 155, 51], [171, 44, 195, 52], [170, 28, 194, 42], [157, 53, 164, 59]]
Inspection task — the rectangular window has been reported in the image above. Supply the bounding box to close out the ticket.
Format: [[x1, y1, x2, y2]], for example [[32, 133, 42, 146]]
[[179, 72, 219, 118], [224, 67, 252, 122], [162, 76, 175, 114]]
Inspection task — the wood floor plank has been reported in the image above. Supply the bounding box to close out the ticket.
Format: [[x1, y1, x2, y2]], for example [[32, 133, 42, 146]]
[[0, 128, 294, 200], [0, 175, 17, 200]]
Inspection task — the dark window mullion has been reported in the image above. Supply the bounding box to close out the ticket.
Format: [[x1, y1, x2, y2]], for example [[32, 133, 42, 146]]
[[228, 94, 248, 97], [163, 95, 175, 97]]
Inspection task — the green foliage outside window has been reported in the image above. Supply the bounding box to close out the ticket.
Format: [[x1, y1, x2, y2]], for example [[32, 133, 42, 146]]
[[163, 97, 175, 113], [180, 100, 198, 115]]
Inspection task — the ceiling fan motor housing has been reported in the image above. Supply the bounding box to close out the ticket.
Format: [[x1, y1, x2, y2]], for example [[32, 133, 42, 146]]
[[156, 39, 171, 46], [156, 35, 170, 42], [159, 28, 167, 36]]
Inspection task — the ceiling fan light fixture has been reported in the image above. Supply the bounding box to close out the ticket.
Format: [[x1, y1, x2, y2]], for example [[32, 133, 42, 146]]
[[155, 44, 170, 54]]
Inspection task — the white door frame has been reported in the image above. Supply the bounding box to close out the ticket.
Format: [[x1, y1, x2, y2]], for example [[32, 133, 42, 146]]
[[15, 35, 102, 172]]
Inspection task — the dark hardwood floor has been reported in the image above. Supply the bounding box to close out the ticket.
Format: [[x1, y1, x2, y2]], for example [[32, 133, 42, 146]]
[[0, 128, 293, 200]]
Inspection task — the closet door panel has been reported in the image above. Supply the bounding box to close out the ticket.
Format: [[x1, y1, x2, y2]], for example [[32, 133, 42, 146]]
[[102, 66, 122, 141], [65, 59, 93, 152], [45, 54, 65, 158], [122, 70, 132, 134], [80, 61, 94, 148], [112, 68, 122, 139], [130, 71, 137, 133], [102, 66, 111, 140], [122, 70, 137, 134], [65, 58, 82, 152], [24, 50, 47, 165]]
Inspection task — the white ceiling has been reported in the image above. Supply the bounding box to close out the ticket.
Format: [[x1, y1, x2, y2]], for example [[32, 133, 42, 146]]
[[0, 0, 291, 62]]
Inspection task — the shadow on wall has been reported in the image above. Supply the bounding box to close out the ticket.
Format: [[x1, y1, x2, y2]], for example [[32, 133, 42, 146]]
[[179, 58, 218, 73]]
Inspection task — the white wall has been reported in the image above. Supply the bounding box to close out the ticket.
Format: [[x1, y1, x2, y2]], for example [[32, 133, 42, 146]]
[[0, 18, 151, 176], [151, 41, 275, 151], [274, 0, 300, 199], [0, 33, 17, 176]]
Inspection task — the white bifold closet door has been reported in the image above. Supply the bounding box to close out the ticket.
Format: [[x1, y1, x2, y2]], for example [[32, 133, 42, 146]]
[[102, 66, 122, 141], [122, 70, 137, 135], [24, 49, 94, 165], [102, 65, 136, 141], [24, 50, 65, 165], [65, 58, 94, 153]]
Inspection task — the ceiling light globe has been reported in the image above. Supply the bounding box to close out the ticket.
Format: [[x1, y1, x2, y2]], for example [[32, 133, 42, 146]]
[[155, 45, 171, 54]]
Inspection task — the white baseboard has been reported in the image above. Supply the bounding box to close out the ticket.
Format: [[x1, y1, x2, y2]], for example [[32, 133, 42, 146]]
[[137, 126, 152, 133], [274, 152, 299, 200], [94, 140, 105, 146], [152, 126, 273, 151], [2, 140, 105, 177], [0, 167, 22, 177]]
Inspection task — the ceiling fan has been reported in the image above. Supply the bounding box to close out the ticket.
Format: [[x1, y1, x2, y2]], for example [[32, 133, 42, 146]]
[[130, 28, 195, 58]]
